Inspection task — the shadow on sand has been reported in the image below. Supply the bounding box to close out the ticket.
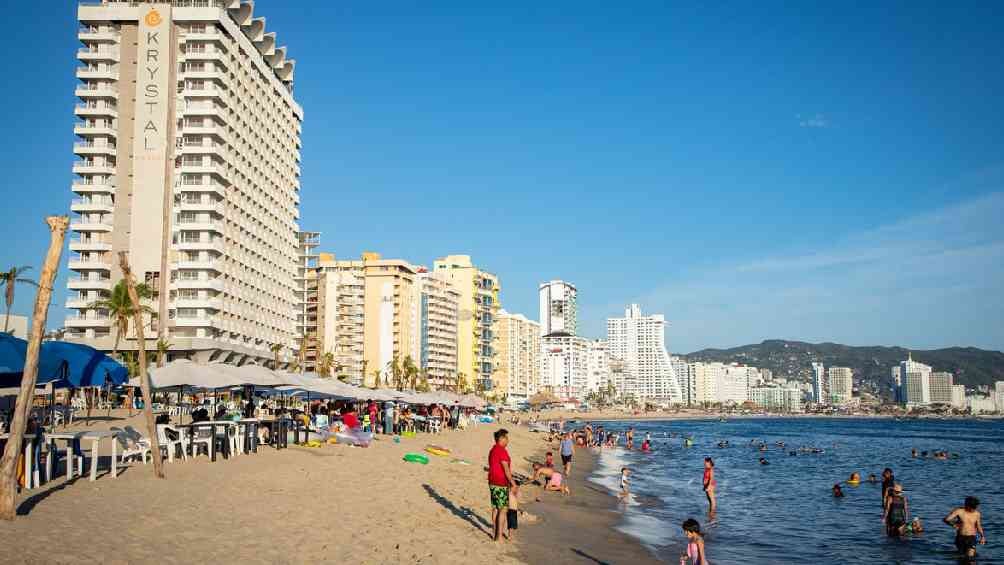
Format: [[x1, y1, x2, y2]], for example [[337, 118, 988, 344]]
[[422, 484, 492, 535]]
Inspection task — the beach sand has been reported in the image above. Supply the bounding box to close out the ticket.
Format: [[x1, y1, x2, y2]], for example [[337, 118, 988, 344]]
[[0, 411, 650, 564]]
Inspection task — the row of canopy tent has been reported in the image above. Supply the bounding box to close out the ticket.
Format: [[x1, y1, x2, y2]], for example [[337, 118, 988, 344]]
[[0, 333, 128, 390], [128, 359, 486, 409]]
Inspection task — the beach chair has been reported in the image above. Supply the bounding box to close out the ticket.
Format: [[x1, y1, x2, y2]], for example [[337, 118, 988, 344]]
[[429, 418, 441, 434], [190, 425, 214, 458], [114, 428, 151, 466], [156, 424, 187, 463]]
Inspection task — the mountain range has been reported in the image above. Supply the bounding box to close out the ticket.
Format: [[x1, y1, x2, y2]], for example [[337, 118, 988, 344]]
[[684, 340, 1004, 389]]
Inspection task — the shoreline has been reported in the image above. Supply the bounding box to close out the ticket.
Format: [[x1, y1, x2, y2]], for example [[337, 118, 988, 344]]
[[512, 436, 660, 565], [540, 409, 1003, 423]]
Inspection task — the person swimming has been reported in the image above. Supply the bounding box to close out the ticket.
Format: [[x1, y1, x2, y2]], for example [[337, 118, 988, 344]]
[[867, 473, 878, 483], [833, 484, 844, 498], [759, 457, 769, 465], [848, 472, 861, 485]]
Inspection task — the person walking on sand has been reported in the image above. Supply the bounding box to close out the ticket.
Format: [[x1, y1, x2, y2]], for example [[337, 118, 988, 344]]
[[703, 457, 717, 513], [488, 429, 515, 542], [944, 496, 986, 561], [619, 467, 631, 501], [680, 518, 709, 564], [560, 432, 575, 476]]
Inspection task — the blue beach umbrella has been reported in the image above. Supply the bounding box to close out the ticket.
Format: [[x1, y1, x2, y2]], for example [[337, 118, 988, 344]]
[[0, 334, 126, 389]]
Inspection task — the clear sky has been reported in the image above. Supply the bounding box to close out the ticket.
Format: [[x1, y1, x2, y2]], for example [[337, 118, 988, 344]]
[[2, 1, 1002, 353]]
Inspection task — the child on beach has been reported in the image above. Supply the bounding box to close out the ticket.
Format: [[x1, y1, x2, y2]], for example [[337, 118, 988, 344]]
[[680, 518, 708, 565], [619, 467, 631, 500], [507, 483, 520, 539]]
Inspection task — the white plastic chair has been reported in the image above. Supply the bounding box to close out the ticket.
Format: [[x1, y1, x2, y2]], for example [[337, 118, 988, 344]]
[[190, 425, 214, 458], [115, 430, 151, 466], [156, 424, 187, 463], [429, 419, 441, 434]]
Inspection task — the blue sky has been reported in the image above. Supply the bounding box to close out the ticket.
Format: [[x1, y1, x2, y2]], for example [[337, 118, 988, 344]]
[[1, 1, 1002, 352]]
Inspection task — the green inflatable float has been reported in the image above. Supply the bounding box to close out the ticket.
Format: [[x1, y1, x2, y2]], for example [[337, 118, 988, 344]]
[[403, 453, 429, 465]]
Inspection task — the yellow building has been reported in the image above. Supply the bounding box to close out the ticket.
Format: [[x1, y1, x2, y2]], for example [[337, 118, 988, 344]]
[[316, 252, 419, 386], [433, 255, 500, 394], [493, 310, 540, 407]]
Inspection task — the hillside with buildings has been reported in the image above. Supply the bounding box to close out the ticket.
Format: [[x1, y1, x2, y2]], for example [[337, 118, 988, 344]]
[[685, 340, 1004, 389]]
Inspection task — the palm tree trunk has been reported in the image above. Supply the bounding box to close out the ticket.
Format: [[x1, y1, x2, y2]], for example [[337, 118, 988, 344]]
[[118, 252, 165, 479], [3, 303, 10, 334], [0, 216, 68, 520]]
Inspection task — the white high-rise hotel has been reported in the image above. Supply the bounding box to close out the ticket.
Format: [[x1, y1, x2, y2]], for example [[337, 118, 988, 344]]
[[606, 304, 683, 403], [538, 280, 577, 337], [67, 1, 303, 365]]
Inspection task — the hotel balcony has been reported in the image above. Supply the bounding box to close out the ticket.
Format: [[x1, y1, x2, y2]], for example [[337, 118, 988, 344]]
[[74, 84, 118, 99], [70, 220, 113, 232], [78, 28, 118, 42], [68, 238, 112, 252], [74, 104, 118, 119], [175, 239, 225, 254], [182, 87, 224, 100], [70, 198, 114, 213], [172, 259, 222, 272], [170, 317, 219, 329], [170, 278, 224, 292], [180, 124, 229, 142], [172, 298, 223, 310], [65, 315, 111, 328], [76, 67, 119, 81], [72, 161, 116, 176], [67, 277, 112, 291], [64, 297, 95, 309], [72, 180, 116, 194], [178, 162, 229, 179], [176, 183, 227, 197], [73, 141, 117, 157], [180, 48, 226, 63], [77, 48, 119, 62], [176, 200, 224, 214], [73, 124, 117, 138], [68, 259, 112, 272]]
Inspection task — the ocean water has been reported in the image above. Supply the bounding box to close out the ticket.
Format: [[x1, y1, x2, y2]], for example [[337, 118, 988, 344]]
[[585, 418, 1003, 564]]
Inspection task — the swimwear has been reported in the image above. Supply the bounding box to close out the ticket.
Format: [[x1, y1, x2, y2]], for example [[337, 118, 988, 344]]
[[703, 468, 716, 489], [549, 472, 563, 488], [489, 485, 510, 509], [886, 495, 906, 536], [561, 454, 572, 466], [687, 540, 706, 564], [506, 508, 519, 530], [955, 533, 977, 555]]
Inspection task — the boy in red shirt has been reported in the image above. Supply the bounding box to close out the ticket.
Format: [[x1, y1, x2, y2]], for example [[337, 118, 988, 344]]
[[488, 428, 514, 542]]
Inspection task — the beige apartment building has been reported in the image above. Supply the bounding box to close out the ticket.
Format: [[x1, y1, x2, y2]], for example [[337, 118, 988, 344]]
[[418, 271, 461, 390], [827, 367, 854, 405], [315, 253, 420, 387], [493, 310, 540, 406], [433, 255, 500, 394], [66, 1, 303, 366], [930, 371, 954, 404]]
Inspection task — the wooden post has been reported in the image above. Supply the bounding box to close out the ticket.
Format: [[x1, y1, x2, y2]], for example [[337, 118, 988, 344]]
[[118, 252, 165, 479], [0, 216, 68, 520]]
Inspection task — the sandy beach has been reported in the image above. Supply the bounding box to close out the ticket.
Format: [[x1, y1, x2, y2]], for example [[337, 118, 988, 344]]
[[0, 411, 649, 564]]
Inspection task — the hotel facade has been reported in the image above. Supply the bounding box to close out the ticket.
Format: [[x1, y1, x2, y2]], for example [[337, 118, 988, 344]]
[[67, 0, 303, 366], [433, 255, 500, 393]]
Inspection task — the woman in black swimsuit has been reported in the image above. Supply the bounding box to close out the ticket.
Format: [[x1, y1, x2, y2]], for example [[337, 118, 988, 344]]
[[883, 483, 909, 537]]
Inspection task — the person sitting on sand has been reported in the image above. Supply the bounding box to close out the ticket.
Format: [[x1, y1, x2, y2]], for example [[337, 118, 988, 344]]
[[680, 518, 708, 565], [833, 484, 844, 498], [531, 463, 569, 495]]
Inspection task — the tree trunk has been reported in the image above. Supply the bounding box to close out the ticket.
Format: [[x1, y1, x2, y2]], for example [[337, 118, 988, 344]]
[[0, 216, 68, 520], [118, 252, 165, 479], [3, 303, 10, 333]]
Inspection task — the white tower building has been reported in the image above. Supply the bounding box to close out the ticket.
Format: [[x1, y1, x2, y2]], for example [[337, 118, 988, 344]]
[[605, 304, 682, 403], [538, 280, 577, 337], [67, 1, 303, 366]]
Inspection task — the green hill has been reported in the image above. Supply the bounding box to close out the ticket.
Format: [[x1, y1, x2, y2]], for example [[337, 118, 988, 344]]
[[684, 340, 1004, 389]]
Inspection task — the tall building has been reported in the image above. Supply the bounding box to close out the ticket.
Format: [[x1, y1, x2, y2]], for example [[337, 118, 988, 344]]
[[750, 384, 803, 413], [812, 362, 827, 405], [540, 334, 589, 399], [493, 310, 540, 406], [950, 384, 966, 409], [900, 353, 932, 407], [670, 356, 690, 403], [295, 231, 320, 372], [315, 253, 419, 386], [584, 339, 612, 395], [929, 372, 954, 405], [606, 304, 682, 403], [827, 367, 853, 405], [538, 280, 577, 337], [892, 366, 903, 403], [67, 1, 302, 366], [418, 270, 460, 390], [433, 255, 500, 393], [688, 361, 721, 407], [715, 364, 755, 405], [995, 381, 1004, 413]]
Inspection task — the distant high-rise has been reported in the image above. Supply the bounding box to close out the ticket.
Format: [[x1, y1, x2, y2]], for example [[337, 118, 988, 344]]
[[606, 304, 682, 403], [67, 1, 303, 367], [812, 362, 827, 405], [929, 372, 954, 405], [494, 310, 540, 406], [538, 280, 577, 337], [900, 353, 932, 407], [418, 271, 461, 390], [433, 255, 500, 393], [827, 367, 853, 405]]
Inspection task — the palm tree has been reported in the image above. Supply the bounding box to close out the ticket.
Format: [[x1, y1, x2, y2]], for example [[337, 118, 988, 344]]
[[270, 343, 283, 370], [402, 355, 418, 390], [318, 352, 334, 377], [155, 337, 171, 368], [1, 265, 37, 334], [88, 279, 154, 358]]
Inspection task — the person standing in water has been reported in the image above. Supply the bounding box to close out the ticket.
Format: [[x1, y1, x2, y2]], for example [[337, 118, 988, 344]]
[[881, 468, 895, 508], [944, 496, 986, 561], [680, 518, 708, 564], [703, 457, 717, 513], [883, 483, 910, 537], [626, 427, 635, 450]]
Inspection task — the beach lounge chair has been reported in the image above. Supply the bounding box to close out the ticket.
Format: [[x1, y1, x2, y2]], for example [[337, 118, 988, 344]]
[[156, 424, 187, 463], [114, 428, 151, 466]]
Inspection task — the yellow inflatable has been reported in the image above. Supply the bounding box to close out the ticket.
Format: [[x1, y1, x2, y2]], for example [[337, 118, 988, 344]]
[[425, 445, 451, 457]]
